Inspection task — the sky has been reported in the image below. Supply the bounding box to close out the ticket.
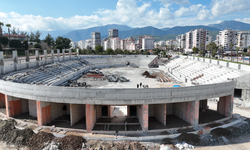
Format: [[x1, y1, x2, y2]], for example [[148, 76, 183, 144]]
[[0, 0, 250, 33]]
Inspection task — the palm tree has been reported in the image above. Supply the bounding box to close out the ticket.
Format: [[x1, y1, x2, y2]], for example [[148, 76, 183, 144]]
[[230, 43, 234, 62], [0, 22, 4, 37], [236, 47, 240, 63], [6, 24, 11, 39], [219, 44, 223, 60]]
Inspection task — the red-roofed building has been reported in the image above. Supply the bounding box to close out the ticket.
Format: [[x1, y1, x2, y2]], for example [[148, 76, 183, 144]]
[[3, 34, 28, 42]]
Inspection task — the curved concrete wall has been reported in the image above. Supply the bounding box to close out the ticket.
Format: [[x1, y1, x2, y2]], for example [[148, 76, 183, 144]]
[[0, 79, 235, 105]]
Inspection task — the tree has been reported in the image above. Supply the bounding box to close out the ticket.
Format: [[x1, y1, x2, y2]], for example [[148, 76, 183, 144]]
[[20, 31, 27, 36], [34, 43, 41, 49], [6, 24, 11, 39], [95, 45, 103, 54], [9, 40, 22, 48], [199, 50, 205, 57], [114, 49, 123, 55], [23, 40, 28, 50], [29, 31, 35, 42], [0, 22, 4, 37], [55, 36, 71, 51], [236, 46, 240, 63], [206, 42, 218, 58], [44, 33, 54, 47], [34, 30, 42, 43], [11, 27, 17, 35], [106, 48, 114, 55], [192, 47, 198, 53], [0, 37, 9, 47], [230, 43, 234, 61], [219, 44, 223, 60]]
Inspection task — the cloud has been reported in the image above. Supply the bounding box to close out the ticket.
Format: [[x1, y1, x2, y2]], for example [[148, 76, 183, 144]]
[[235, 17, 250, 24], [175, 4, 202, 17], [154, 0, 190, 5], [197, 7, 211, 20], [211, 0, 250, 17]]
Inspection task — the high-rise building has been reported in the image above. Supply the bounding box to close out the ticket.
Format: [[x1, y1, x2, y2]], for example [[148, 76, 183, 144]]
[[237, 31, 250, 49], [78, 40, 85, 49], [176, 34, 186, 49], [142, 35, 154, 50], [108, 28, 118, 38], [216, 29, 238, 50], [91, 32, 101, 49]]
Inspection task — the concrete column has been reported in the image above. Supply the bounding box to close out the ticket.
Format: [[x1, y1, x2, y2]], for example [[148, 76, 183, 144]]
[[70, 104, 85, 126], [25, 50, 30, 68], [77, 49, 79, 56], [0, 93, 5, 108], [186, 101, 199, 126], [57, 49, 60, 62], [218, 95, 233, 117], [127, 106, 130, 117], [86, 104, 96, 133], [44, 50, 47, 65], [51, 50, 54, 63], [36, 101, 51, 126], [242, 89, 250, 102], [0, 51, 4, 75], [25, 50, 29, 62], [62, 49, 65, 61], [35, 50, 39, 66], [69, 49, 72, 60], [5, 95, 22, 118], [140, 104, 148, 131], [153, 104, 167, 126], [13, 51, 18, 71]]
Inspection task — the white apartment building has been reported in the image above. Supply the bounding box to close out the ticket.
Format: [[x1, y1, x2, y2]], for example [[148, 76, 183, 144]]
[[176, 34, 186, 49], [166, 40, 177, 49], [110, 37, 121, 50], [184, 28, 211, 53], [216, 29, 238, 50], [154, 41, 165, 48], [85, 39, 92, 50], [108, 28, 119, 38], [103, 38, 111, 51], [91, 32, 101, 49], [78, 40, 85, 49], [70, 41, 78, 49], [192, 28, 211, 50], [237, 31, 250, 49], [142, 36, 154, 50], [122, 37, 137, 51]]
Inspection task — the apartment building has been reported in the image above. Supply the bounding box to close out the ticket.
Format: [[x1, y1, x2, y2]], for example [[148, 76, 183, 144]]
[[176, 34, 186, 49], [142, 35, 154, 50], [216, 29, 238, 50], [91, 32, 101, 49], [237, 31, 250, 49]]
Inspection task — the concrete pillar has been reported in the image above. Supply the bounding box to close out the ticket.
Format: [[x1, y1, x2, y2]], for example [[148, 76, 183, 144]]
[[13, 51, 18, 71], [5, 95, 22, 118], [0, 51, 4, 75], [0, 93, 5, 108], [36, 101, 51, 126], [51, 50, 54, 63], [127, 106, 130, 117], [70, 104, 85, 126], [140, 104, 148, 131], [57, 49, 60, 62], [44, 50, 47, 65], [86, 104, 96, 133], [218, 95, 233, 117], [77, 49, 79, 56], [69, 49, 72, 60], [25, 50, 30, 68], [186, 101, 199, 126], [242, 89, 250, 102], [35, 50, 39, 66], [153, 104, 167, 126], [62, 49, 65, 61], [25, 50, 29, 62]]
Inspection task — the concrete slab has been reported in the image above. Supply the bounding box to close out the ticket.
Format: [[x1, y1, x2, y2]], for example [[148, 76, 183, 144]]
[[199, 109, 226, 124]]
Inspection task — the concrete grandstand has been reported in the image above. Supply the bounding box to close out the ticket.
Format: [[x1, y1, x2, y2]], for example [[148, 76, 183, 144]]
[[0, 50, 248, 135]]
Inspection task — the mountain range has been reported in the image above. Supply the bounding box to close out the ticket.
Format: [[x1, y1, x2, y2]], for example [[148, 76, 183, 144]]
[[40, 20, 250, 41]]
